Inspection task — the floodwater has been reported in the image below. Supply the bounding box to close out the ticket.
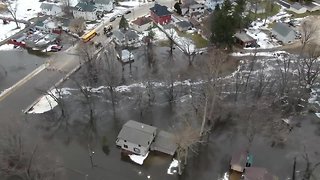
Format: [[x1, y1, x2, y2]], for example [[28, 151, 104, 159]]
[[0, 50, 47, 92], [15, 45, 320, 180]]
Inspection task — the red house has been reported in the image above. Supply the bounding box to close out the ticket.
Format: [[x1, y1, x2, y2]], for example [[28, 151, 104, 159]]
[[150, 4, 172, 25]]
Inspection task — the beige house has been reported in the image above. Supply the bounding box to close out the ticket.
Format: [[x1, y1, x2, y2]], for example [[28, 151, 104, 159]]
[[130, 16, 153, 32]]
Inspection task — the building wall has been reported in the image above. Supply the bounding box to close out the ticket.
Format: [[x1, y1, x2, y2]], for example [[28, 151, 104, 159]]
[[73, 10, 97, 21], [150, 11, 171, 25], [116, 139, 149, 156], [131, 22, 153, 32], [42, 6, 63, 16]]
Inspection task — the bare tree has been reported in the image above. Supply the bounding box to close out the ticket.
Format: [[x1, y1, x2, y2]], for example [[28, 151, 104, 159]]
[[182, 39, 198, 66], [61, 0, 72, 16], [0, 124, 63, 179], [300, 18, 318, 54], [297, 44, 320, 89], [69, 18, 86, 36], [174, 120, 203, 175], [301, 150, 320, 180], [4, 0, 19, 28], [98, 44, 122, 117]]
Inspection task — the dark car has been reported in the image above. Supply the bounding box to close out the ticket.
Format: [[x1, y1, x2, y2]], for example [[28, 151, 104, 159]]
[[125, 10, 132, 14], [106, 32, 113, 38], [110, 16, 116, 22]]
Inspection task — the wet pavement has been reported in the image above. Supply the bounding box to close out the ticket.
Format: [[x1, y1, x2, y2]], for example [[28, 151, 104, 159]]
[[0, 50, 47, 92]]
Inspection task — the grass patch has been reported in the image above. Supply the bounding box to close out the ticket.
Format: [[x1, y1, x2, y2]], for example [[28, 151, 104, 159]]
[[175, 28, 209, 48], [285, 10, 320, 18]]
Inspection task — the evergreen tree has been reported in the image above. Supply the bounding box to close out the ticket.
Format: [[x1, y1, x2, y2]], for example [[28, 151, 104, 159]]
[[174, 2, 182, 15], [119, 16, 129, 30]]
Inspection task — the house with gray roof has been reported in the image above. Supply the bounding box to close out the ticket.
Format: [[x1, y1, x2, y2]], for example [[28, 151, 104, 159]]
[[234, 31, 257, 47], [289, 2, 307, 14], [116, 120, 177, 156], [175, 21, 192, 32], [113, 29, 139, 46], [305, 2, 320, 12], [73, 2, 98, 21], [272, 22, 295, 44], [40, 2, 63, 16], [94, 0, 114, 13], [116, 120, 157, 156]]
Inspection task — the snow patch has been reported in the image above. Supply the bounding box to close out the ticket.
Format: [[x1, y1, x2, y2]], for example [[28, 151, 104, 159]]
[[129, 152, 149, 165], [218, 172, 229, 180], [0, 21, 25, 42], [167, 159, 178, 175], [0, 44, 15, 51], [28, 88, 72, 114]]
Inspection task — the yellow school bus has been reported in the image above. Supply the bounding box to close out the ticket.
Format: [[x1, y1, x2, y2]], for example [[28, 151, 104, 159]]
[[82, 30, 97, 42]]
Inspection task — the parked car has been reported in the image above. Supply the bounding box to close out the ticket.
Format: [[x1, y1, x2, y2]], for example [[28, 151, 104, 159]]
[[116, 13, 123, 17], [110, 16, 116, 22], [104, 25, 113, 33], [49, 45, 63, 52], [125, 10, 131, 14], [106, 32, 113, 38]]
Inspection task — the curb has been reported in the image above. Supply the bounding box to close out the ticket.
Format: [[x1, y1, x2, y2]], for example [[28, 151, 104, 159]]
[[23, 62, 82, 114], [0, 63, 47, 102]]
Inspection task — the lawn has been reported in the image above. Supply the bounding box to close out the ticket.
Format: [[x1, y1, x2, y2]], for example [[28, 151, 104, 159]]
[[175, 28, 209, 48], [249, 3, 281, 20]]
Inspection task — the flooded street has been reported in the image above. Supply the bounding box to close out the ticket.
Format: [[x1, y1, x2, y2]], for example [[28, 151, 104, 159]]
[[3, 44, 320, 180], [0, 50, 48, 92]]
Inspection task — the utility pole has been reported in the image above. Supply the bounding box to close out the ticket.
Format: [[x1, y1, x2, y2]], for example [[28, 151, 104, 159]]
[[88, 144, 95, 168], [292, 157, 296, 180]]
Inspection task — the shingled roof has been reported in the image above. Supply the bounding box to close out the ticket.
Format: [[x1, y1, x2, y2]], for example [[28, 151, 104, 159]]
[[150, 3, 172, 17], [131, 16, 152, 26]]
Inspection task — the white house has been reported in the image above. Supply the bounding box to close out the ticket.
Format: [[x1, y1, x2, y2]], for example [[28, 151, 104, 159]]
[[181, 1, 205, 16], [289, 2, 307, 14], [116, 120, 157, 156], [40, 3, 63, 16], [73, 2, 98, 21], [204, 0, 223, 10], [130, 16, 153, 32], [94, 0, 114, 12], [113, 29, 140, 46]]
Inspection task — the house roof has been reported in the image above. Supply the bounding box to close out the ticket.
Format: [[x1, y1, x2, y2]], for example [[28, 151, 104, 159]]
[[125, 29, 139, 40], [117, 120, 157, 147], [131, 16, 152, 26], [272, 22, 294, 37], [291, 2, 304, 10], [176, 20, 192, 29], [230, 149, 248, 167], [243, 167, 275, 180], [150, 3, 172, 17], [150, 130, 177, 155], [277, 0, 291, 9], [75, 2, 97, 12], [95, 0, 112, 5], [234, 32, 256, 43], [40, 3, 55, 11], [189, 17, 200, 26]]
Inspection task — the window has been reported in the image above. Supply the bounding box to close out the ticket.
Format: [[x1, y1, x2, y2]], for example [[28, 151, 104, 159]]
[[124, 144, 128, 148]]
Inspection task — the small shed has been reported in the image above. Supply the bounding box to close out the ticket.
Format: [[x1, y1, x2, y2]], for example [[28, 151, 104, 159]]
[[150, 130, 177, 156], [176, 21, 192, 32], [116, 120, 157, 156], [242, 167, 278, 180], [234, 32, 257, 47], [230, 150, 248, 172], [289, 3, 307, 14], [271, 22, 295, 44]]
